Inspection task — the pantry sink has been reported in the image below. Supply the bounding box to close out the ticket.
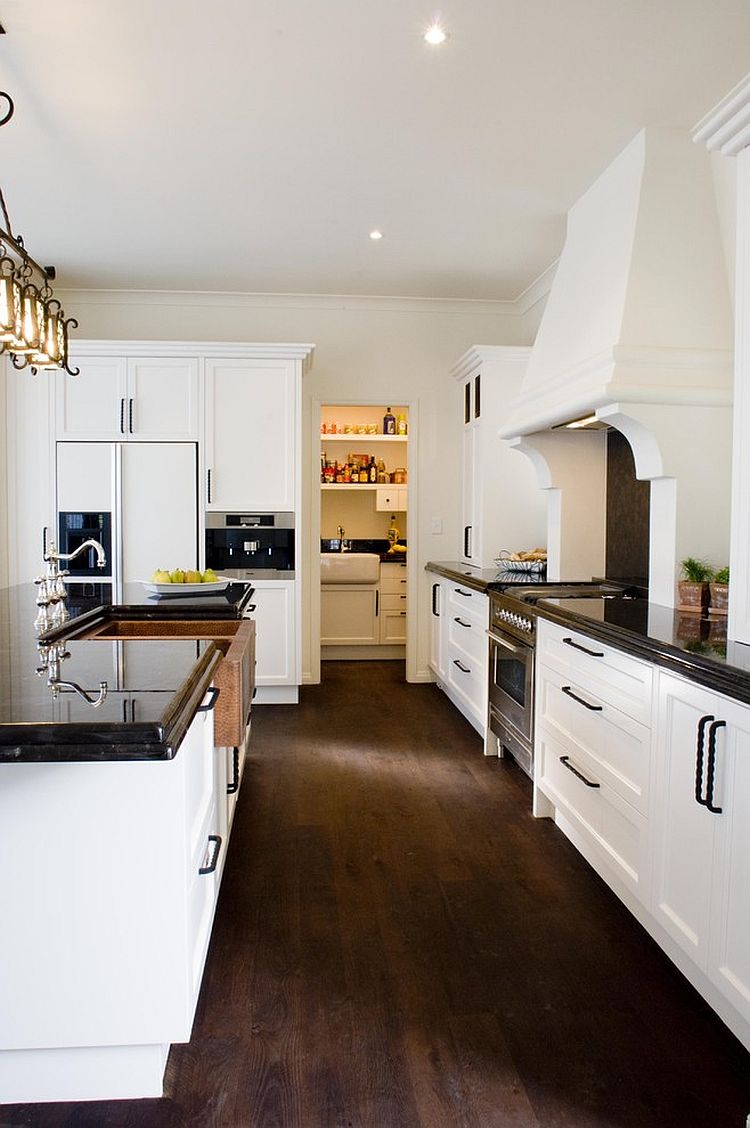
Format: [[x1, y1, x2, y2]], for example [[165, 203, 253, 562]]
[[320, 552, 380, 584]]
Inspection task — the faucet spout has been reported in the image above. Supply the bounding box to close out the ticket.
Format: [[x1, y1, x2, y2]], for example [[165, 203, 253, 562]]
[[336, 525, 346, 552], [47, 538, 107, 570]]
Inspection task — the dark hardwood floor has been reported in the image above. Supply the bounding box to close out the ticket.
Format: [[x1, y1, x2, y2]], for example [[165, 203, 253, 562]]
[[3, 660, 750, 1127]]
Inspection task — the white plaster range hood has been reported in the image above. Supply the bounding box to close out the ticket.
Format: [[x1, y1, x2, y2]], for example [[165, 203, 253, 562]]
[[500, 127, 735, 604]]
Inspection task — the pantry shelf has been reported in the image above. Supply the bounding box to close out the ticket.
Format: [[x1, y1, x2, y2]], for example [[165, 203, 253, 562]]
[[320, 434, 408, 442]]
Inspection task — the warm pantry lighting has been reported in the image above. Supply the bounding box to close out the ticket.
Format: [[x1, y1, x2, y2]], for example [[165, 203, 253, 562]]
[[564, 414, 600, 429], [0, 91, 78, 375], [369, 230, 383, 240], [424, 22, 448, 45]]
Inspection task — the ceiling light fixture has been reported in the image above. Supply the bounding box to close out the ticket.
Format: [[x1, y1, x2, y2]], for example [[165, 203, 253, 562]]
[[563, 414, 601, 429], [0, 92, 78, 376], [424, 22, 447, 45], [369, 230, 383, 240]]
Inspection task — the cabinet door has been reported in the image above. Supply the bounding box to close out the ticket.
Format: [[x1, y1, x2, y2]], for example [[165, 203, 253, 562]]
[[205, 358, 297, 511], [652, 673, 719, 969], [461, 421, 476, 562], [56, 357, 127, 440], [247, 581, 296, 684], [321, 586, 378, 644], [429, 580, 446, 680], [119, 443, 198, 586], [709, 698, 750, 1024], [126, 358, 199, 440]]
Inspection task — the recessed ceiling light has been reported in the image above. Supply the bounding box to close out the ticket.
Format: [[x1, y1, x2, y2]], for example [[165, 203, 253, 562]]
[[369, 230, 383, 241], [424, 23, 447, 45]]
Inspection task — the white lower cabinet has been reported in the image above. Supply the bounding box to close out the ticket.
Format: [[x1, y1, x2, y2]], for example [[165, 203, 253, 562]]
[[321, 585, 379, 644], [653, 673, 750, 1031], [0, 695, 227, 1103], [534, 614, 750, 1053], [379, 560, 407, 644], [535, 619, 653, 903], [428, 576, 488, 736], [245, 580, 298, 702]]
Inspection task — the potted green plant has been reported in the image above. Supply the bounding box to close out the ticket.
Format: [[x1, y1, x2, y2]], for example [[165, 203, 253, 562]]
[[709, 566, 729, 616], [678, 557, 713, 612]]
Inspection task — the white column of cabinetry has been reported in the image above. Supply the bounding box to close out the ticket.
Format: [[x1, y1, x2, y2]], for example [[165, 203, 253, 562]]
[[451, 347, 546, 568], [428, 576, 488, 736], [695, 80, 750, 643]]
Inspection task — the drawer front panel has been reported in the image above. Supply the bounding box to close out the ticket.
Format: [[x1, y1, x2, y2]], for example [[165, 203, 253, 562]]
[[380, 565, 408, 594], [537, 618, 652, 723], [445, 638, 486, 717], [537, 726, 648, 901], [537, 663, 650, 814], [448, 611, 486, 664], [381, 592, 408, 613]]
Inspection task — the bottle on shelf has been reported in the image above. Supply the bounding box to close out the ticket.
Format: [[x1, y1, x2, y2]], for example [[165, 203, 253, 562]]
[[368, 456, 378, 483], [397, 413, 407, 435], [388, 515, 400, 545], [383, 407, 396, 435]]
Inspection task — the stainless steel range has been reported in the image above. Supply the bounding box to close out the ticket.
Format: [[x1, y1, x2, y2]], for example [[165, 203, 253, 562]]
[[487, 581, 640, 778]]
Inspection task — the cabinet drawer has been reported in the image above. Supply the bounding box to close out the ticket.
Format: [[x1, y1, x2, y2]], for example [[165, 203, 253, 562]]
[[380, 592, 408, 613], [380, 567, 408, 594], [537, 662, 650, 815], [537, 727, 649, 902], [445, 639, 486, 717], [537, 618, 653, 724], [447, 611, 486, 664]]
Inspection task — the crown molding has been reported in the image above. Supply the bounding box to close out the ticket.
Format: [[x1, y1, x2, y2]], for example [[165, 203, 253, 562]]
[[694, 73, 750, 155], [450, 345, 532, 383]]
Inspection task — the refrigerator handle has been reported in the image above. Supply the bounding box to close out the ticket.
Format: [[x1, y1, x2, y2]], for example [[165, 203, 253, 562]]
[[119, 398, 126, 435], [128, 398, 134, 434], [207, 468, 212, 504]]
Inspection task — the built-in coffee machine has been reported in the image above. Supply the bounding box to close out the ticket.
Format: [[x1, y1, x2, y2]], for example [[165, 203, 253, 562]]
[[205, 512, 295, 577]]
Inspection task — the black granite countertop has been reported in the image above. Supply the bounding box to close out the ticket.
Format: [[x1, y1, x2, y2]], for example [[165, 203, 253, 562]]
[[425, 560, 544, 593], [0, 582, 248, 762], [536, 596, 750, 705]]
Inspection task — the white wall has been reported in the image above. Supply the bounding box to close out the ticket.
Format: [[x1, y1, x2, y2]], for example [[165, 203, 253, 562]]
[[5, 289, 539, 684]]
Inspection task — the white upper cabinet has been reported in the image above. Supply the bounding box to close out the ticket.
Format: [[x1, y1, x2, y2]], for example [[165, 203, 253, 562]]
[[56, 355, 199, 441], [204, 357, 298, 512]]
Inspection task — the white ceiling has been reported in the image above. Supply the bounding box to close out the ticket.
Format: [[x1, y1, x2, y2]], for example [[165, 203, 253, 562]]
[[0, 0, 748, 300]]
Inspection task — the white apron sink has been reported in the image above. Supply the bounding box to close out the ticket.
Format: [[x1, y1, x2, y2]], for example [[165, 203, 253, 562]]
[[320, 552, 380, 583]]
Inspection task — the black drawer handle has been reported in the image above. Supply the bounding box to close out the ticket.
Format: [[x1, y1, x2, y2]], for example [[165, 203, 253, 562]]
[[207, 467, 212, 504], [119, 397, 126, 434], [128, 397, 134, 434], [431, 583, 440, 616], [562, 637, 604, 658], [198, 834, 222, 875], [245, 603, 257, 613], [454, 616, 471, 628], [197, 686, 220, 712], [227, 746, 240, 795], [453, 588, 472, 598], [561, 685, 603, 712], [560, 755, 600, 788], [453, 659, 471, 674], [695, 714, 714, 806]]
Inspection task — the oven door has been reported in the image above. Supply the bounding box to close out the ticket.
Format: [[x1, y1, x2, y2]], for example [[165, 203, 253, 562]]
[[488, 629, 534, 747]]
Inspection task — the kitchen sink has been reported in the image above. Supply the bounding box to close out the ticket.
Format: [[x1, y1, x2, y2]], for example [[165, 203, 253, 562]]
[[320, 552, 380, 583], [73, 617, 255, 748]]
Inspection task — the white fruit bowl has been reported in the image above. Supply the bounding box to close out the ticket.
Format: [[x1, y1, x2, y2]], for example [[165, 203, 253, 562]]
[[142, 579, 230, 596]]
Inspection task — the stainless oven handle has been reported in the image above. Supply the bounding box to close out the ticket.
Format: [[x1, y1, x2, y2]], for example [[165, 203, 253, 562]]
[[487, 630, 531, 656]]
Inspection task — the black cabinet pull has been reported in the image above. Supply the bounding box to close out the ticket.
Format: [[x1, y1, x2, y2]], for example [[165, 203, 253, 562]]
[[245, 603, 257, 613], [432, 584, 441, 616], [454, 617, 471, 628], [464, 525, 472, 558], [128, 397, 134, 433], [562, 637, 604, 658], [207, 468, 212, 504], [226, 746, 240, 795], [119, 397, 125, 434], [561, 685, 603, 711], [197, 686, 220, 712], [375, 590, 379, 616], [705, 719, 726, 814], [560, 755, 600, 788], [453, 587, 472, 598], [453, 659, 471, 674], [695, 714, 714, 806], [198, 835, 222, 876]]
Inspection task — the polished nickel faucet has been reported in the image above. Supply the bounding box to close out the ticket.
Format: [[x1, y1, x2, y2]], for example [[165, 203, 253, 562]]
[[336, 525, 346, 552], [34, 528, 108, 634]]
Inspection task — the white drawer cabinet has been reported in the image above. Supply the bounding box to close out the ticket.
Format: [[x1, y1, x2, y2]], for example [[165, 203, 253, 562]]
[[379, 560, 407, 644], [428, 576, 488, 736], [535, 617, 654, 905], [376, 486, 408, 512]]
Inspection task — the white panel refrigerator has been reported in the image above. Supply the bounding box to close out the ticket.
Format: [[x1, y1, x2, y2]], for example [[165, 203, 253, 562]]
[[56, 442, 199, 594]]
